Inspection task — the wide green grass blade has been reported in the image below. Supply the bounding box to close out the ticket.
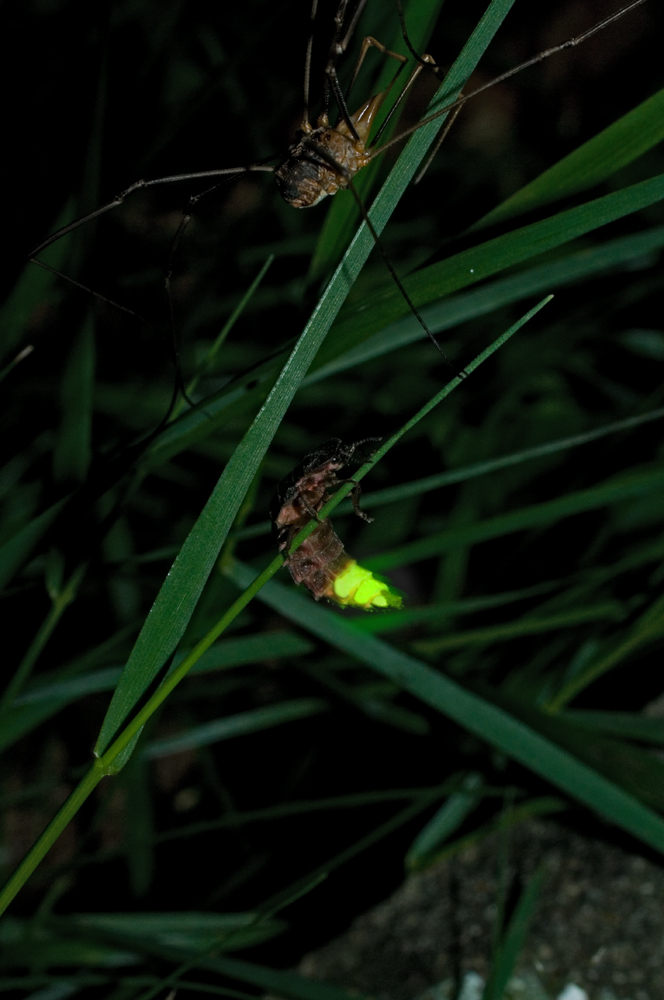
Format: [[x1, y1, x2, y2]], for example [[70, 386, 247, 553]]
[[368, 465, 664, 571], [227, 560, 664, 855], [473, 86, 664, 231], [324, 172, 664, 354], [93, 0, 519, 758], [311, 224, 664, 376], [139, 210, 664, 471], [500, 695, 664, 815]]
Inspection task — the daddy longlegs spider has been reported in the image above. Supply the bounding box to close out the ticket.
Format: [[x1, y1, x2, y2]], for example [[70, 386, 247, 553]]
[[29, 0, 650, 401]]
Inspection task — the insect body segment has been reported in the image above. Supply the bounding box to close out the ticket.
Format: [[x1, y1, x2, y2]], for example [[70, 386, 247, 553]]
[[275, 28, 434, 211], [271, 439, 402, 610], [274, 97, 379, 208]]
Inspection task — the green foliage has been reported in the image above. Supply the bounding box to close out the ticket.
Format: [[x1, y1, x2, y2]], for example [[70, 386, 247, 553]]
[[2, 0, 664, 995]]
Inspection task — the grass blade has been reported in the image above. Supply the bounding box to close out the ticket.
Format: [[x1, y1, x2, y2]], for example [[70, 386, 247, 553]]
[[93, 0, 521, 757], [227, 561, 664, 855], [473, 86, 664, 230]]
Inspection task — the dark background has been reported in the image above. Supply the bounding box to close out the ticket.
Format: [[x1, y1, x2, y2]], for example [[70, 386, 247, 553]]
[[1, 0, 663, 989]]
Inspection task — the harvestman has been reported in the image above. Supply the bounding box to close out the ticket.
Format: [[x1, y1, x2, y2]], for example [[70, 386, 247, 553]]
[[29, 0, 649, 382]]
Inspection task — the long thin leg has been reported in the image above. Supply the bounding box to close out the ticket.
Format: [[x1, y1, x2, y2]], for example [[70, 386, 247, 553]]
[[372, 0, 649, 161], [302, 0, 320, 129], [345, 35, 407, 108], [332, 0, 369, 60], [412, 100, 464, 185], [322, 0, 355, 121], [368, 52, 437, 150], [343, 176, 463, 375], [301, 135, 463, 375], [162, 172, 259, 405], [395, 0, 443, 80], [29, 162, 276, 260], [29, 161, 277, 408], [325, 34, 407, 142]]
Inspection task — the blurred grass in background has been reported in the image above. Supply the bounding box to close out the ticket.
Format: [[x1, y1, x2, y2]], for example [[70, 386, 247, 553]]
[[1, 0, 664, 995]]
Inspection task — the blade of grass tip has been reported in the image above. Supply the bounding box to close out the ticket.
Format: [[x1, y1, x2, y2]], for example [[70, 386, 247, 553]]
[[357, 295, 553, 473], [423, 797, 567, 870], [93, 0, 520, 763]]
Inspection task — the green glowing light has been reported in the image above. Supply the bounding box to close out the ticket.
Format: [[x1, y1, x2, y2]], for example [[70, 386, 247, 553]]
[[331, 560, 403, 610]]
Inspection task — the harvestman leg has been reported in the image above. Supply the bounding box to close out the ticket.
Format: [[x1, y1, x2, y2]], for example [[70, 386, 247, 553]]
[[372, 0, 650, 166], [28, 0, 649, 396], [302, 35, 463, 371], [29, 162, 277, 403], [29, 162, 277, 310]]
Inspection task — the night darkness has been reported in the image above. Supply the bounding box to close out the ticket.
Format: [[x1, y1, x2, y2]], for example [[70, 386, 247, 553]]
[[2, 0, 664, 995]]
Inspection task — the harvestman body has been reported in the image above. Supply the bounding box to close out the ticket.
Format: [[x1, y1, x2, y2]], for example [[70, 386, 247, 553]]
[[29, 0, 649, 379]]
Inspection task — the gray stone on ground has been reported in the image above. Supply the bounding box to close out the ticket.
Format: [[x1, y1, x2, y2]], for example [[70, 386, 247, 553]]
[[294, 819, 664, 1000]]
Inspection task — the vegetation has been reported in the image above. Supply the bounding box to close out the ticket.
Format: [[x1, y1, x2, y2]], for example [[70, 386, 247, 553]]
[[1, 0, 663, 996]]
